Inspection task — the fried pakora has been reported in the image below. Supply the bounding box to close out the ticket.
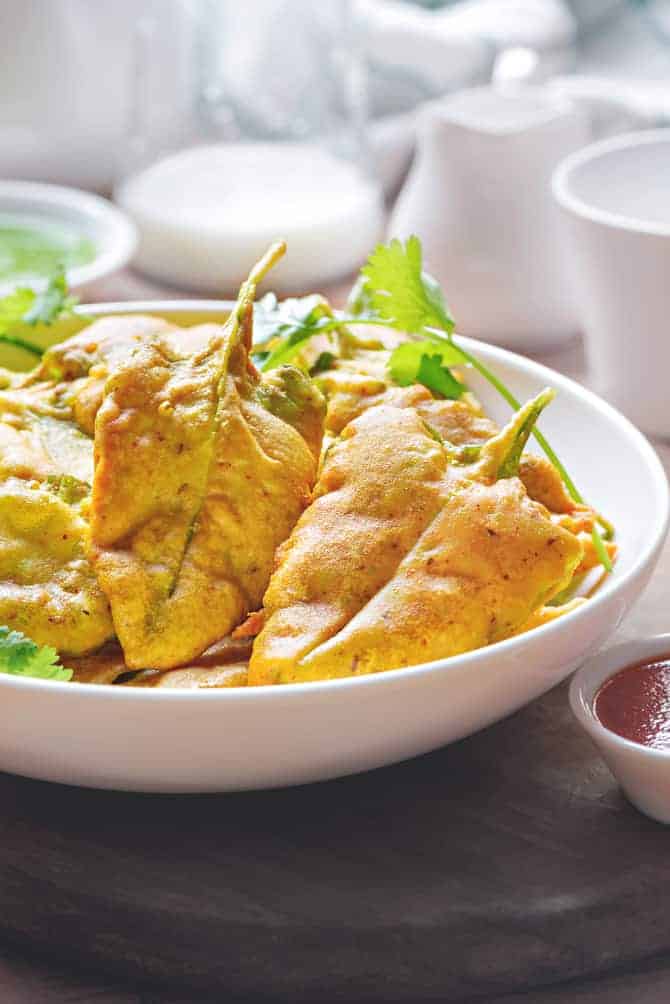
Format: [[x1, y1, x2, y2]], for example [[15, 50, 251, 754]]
[[0, 242, 612, 687], [248, 394, 585, 684]]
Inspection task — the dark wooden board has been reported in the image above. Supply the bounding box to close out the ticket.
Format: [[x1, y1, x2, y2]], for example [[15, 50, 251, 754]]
[[1, 679, 669, 1003]]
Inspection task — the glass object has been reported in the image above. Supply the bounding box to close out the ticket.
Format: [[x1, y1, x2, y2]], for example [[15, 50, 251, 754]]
[[631, 0, 670, 45], [576, 2, 670, 76], [115, 0, 383, 294]]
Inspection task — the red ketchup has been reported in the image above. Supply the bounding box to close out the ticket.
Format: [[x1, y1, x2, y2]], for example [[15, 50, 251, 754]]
[[595, 656, 670, 749]]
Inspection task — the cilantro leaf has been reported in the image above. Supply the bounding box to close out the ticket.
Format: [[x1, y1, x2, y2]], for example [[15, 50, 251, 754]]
[[253, 293, 343, 371], [0, 626, 72, 681], [415, 354, 465, 400], [254, 293, 328, 347], [360, 236, 455, 336], [388, 341, 466, 399], [0, 269, 77, 359], [388, 339, 465, 382]]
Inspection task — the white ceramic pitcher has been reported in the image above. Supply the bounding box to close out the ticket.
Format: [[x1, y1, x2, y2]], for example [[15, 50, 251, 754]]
[[389, 87, 592, 350]]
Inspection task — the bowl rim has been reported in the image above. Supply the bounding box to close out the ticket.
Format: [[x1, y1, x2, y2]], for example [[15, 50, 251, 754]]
[[552, 128, 670, 238], [0, 301, 667, 702], [0, 179, 138, 291], [569, 633, 670, 760]]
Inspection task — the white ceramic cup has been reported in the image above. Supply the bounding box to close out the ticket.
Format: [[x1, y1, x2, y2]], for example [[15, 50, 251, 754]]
[[553, 130, 670, 440], [570, 635, 670, 825]]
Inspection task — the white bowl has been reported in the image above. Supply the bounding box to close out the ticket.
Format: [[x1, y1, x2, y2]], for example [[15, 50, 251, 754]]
[[0, 303, 667, 792], [0, 181, 137, 295], [570, 635, 670, 824], [553, 130, 670, 439]]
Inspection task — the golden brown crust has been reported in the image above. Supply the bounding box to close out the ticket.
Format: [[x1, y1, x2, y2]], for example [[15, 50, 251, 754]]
[[68, 636, 251, 687], [88, 316, 320, 670], [248, 403, 584, 685], [519, 454, 580, 515]]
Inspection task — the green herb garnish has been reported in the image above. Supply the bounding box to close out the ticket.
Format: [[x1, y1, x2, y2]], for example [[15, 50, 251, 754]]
[[496, 389, 555, 480], [0, 626, 72, 681], [388, 339, 466, 399], [253, 287, 388, 371], [0, 269, 77, 358], [310, 351, 337, 376], [360, 235, 456, 337], [253, 293, 342, 371]]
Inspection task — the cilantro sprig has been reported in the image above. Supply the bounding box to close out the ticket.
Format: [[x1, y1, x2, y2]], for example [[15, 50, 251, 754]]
[[0, 626, 72, 681], [0, 269, 77, 359]]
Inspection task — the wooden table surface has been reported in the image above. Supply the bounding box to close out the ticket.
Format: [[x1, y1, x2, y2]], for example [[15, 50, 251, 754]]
[[1, 270, 669, 1003]]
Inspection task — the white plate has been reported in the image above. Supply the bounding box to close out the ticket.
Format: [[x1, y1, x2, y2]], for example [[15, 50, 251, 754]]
[[0, 302, 667, 792], [0, 181, 137, 295]]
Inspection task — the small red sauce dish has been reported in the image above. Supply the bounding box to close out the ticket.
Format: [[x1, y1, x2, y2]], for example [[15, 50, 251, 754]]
[[570, 635, 670, 824], [595, 656, 670, 750]]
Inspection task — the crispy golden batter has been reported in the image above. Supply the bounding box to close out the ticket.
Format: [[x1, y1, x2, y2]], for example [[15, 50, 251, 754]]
[[0, 378, 113, 654], [248, 399, 584, 684], [0, 380, 93, 483], [36, 315, 178, 383], [319, 352, 594, 519], [32, 316, 224, 438], [66, 643, 130, 685], [0, 477, 113, 654], [68, 637, 251, 687], [0, 248, 609, 683], [249, 405, 449, 679], [88, 258, 324, 670], [513, 597, 586, 636], [518, 454, 581, 514], [125, 664, 248, 688], [0, 318, 233, 659], [316, 340, 495, 445]]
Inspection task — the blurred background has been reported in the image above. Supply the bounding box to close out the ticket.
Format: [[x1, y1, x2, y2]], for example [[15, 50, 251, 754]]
[[5, 1, 670, 189], [2, 0, 670, 329]]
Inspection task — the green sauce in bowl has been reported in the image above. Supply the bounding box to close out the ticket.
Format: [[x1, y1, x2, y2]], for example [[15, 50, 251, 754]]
[[0, 214, 96, 282]]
